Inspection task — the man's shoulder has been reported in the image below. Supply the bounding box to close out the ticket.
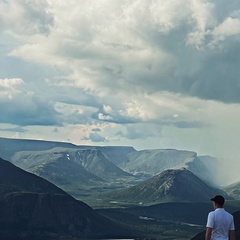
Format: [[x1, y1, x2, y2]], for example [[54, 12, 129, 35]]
[[224, 210, 234, 217], [218, 208, 233, 218], [208, 211, 215, 218]]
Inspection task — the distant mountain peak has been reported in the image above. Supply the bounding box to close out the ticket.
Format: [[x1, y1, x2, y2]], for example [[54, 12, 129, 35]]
[[105, 168, 228, 205]]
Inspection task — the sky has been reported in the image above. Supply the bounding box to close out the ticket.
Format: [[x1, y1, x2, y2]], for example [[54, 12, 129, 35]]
[[1, 0, 240, 165]]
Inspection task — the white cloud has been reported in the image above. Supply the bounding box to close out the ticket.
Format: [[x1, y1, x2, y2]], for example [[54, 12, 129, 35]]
[[122, 100, 152, 121], [211, 17, 240, 43], [0, 78, 23, 87], [103, 104, 112, 114], [98, 113, 113, 121], [0, 78, 24, 100], [0, 0, 53, 36], [0, 0, 226, 98], [1, 0, 240, 164], [3, 0, 214, 92]]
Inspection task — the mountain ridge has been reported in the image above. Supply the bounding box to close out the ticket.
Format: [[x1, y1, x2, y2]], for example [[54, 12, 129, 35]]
[[0, 157, 128, 239], [99, 168, 229, 205], [1, 137, 239, 205]]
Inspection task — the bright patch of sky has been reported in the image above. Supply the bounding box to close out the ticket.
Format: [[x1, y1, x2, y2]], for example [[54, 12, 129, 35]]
[[1, 0, 240, 168]]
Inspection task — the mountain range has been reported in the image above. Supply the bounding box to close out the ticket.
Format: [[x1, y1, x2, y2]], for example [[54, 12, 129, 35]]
[[120, 149, 222, 184], [0, 137, 240, 239], [0, 157, 129, 240], [10, 146, 137, 198], [97, 168, 229, 205], [1, 137, 239, 202]]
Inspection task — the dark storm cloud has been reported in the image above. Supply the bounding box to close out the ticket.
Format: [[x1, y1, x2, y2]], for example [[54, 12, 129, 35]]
[[0, 94, 62, 126], [122, 22, 240, 104]]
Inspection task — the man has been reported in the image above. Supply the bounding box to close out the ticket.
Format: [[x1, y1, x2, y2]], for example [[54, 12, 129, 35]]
[[205, 195, 235, 240]]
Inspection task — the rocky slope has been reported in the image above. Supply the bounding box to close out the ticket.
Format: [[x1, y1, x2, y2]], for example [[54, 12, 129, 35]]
[[1, 137, 239, 203], [10, 147, 136, 197], [225, 181, 240, 200], [101, 168, 229, 205], [123, 149, 221, 185], [0, 158, 127, 240]]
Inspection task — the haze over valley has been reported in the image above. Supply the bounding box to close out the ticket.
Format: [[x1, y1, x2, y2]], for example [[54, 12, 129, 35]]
[[0, 137, 240, 239], [1, 137, 240, 202]]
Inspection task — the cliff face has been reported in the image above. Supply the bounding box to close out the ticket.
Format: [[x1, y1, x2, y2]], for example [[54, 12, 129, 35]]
[[0, 192, 107, 238]]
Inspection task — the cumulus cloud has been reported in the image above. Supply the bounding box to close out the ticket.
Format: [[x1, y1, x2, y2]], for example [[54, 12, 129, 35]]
[[83, 132, 107, 143], [1, 0, 240, 161], [0, 0, 54, 35], [210, 17, 240, 44], [6, 0, 238, 103]]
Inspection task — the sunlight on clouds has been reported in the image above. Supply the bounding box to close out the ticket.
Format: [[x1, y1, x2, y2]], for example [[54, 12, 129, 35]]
[[98, 113, 113, 121], [0, 78, 24, 99], [65, 122, 111, 144], [189, 0, 214, 32], [9, 41, 64, 67], [149, 0, 191, 33], [118, 92, 205, 124], [55, 102, 84, 115], [1, 0, 240, 160], [0, 78, 24, 87], [54, 102, 100, 125], [103, 104, 112, 114], [5, 0, 239, 98], [211, 17, 240, 43], [4, 0, 216, 93], [186, 0, 215, 49], [123, 100, 152, 121], [0, 0, 53, 35]]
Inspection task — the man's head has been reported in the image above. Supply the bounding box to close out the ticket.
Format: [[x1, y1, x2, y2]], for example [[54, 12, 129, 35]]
[[211, 195, 225, 208]]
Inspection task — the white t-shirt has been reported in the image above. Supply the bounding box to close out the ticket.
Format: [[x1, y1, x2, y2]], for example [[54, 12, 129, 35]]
[[206, 208, 235, 240]]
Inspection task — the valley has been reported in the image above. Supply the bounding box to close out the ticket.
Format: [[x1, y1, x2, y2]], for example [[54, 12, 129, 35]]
[[0, 137, 240, 239]]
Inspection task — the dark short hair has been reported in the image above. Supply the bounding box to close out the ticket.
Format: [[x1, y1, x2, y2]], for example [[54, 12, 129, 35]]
[[211, 195, 225, 206]]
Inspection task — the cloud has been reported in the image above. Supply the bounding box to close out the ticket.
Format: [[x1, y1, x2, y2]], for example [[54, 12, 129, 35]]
[[0, 78, 62, 126], [210, 17, 240, 44], [3, 1, 240, 106], [83, 132, 107, 143], [1, 0, 240, 162], [116, 123, 162, 140], [0, 126, 27, 133], [0, 0, 54, 35], [10, 0, 237, 104]]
